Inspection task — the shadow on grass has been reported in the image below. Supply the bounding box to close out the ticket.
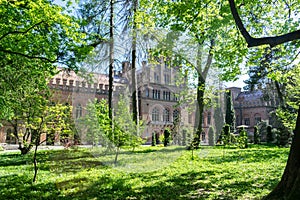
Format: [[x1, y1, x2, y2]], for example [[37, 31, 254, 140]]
[[57, 168, 276, 200], [0, 174, 61, 200], [0, 153, 31, 167]]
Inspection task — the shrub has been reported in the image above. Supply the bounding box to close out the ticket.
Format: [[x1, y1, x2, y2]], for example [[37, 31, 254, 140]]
[[254, 126, 260, 144], [163, 128, 171, 147], [151, 133, 156, 146], [266, 125, 273, 143], [237, 128, 248, 148], [208, 126, 215, 146]]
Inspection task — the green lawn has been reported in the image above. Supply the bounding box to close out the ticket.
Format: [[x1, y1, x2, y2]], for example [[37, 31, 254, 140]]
[[0, 145, 289, 200]]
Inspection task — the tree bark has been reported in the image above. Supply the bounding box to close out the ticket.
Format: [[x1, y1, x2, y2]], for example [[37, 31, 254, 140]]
[[192, 78, 205, 148], [108, 0, 114, 124], [264, 107, 300, 199], [189, 40, 214, 149], [131, 0, 139, 126], [228, 0, 300, 198]]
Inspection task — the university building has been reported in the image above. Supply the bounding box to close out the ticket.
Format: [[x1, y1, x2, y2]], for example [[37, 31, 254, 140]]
[[227, 86, 279, 136], [1, 60, 279, 146]]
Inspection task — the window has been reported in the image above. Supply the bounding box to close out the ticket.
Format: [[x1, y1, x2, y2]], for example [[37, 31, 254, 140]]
[[145, 89, 149, 97], [154, 72, 159, 83], [164, 74, 170, 84], [163, 91, 171, 100], [173, 109, 180, 122], [152, 89, 160, 99], [163, 108, 170, 122], [76, 104, 82, 119], [152, 107, 160, 121], [207, 112, 211, 125], [244, 118, 250, 125], [254, 114, 261, 124]]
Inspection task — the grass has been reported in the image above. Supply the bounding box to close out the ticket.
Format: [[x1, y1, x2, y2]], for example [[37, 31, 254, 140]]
[[0, 145, 289, 200]]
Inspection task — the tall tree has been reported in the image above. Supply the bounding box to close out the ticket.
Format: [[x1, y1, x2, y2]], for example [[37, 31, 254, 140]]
[[108, 0, 114, 122], [228, 0, 300, 199], [142, 0, 245, 148], [0, 0, 92, 119], [225, 90, 235, 132], [131, 0, 139, 125]]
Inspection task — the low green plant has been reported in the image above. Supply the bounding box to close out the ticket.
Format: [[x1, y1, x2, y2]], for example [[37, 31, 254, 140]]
[[0, 145, 289, 200]]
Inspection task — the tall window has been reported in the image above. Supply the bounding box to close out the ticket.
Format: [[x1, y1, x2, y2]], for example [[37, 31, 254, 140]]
[[152, 89, 160, 99], [145, 89, 149, 97], [163, 108, 170, 122], [152, 107, 160, 121], [154, 72, 159, 83], [76, 104, 82, 119], [207, 112, 211, 125], [163, 91, 171, 100], [164, 74, 170, 84], [173, 109, 180, 122]]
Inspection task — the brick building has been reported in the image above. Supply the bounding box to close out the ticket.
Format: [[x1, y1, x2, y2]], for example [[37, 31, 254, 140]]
[[227, 87, 279, 136], [0, 60, 223, 145]]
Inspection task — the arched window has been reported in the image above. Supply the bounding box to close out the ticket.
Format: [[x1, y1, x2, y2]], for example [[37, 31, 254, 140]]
[[76, 104, 82, 119], [163, 108, 170, 122], [173, 109, 180, 122], [152, 107, 160, 121]]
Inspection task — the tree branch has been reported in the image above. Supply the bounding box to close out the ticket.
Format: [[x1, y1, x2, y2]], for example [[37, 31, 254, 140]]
[[202, 39, 215, 80], [0, 21, 45, 41], [0, 48, 58, 63], [228, 0, 300, 47]]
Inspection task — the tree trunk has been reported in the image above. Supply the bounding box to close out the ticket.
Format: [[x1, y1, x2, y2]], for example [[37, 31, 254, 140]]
[[32, 143, 38, 182], [108, 0, 114, 123], [264, 107, 300, 200], [190, 78, 205, 149], [114, 146, 119, 165], [131, 0, 139, 126]]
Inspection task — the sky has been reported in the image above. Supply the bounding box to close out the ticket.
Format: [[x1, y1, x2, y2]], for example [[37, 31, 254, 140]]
[[224, 74, 248, 90]]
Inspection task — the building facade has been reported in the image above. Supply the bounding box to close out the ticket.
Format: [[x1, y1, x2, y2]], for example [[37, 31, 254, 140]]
[[227, 87, 279, 136]]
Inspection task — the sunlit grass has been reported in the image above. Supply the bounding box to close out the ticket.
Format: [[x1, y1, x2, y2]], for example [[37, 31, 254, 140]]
[[0, 145, 289, 199]]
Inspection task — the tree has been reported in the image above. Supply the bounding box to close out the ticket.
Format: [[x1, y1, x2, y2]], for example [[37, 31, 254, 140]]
[[208, 126, 215, 146], [83, 98, 143, 163], [0, 0, 92, 119], [225, 90, 236, 132], [141, 0, 246, 149], [253, 126, 260, 144], [228, 0, 300, 198]]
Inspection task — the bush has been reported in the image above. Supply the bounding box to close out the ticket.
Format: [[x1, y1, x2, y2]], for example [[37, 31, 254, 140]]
[[151, 133, 156, 146], [237, 128, 248, 148], [163, 129, 171, 147], [208, 126, 215, 146], [266, 125, 273, 143], [254, 126, 260, 144]]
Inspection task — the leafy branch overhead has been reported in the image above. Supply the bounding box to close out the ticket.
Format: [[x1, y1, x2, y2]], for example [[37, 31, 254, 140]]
[[228, 0, 300, 47], [0, 0, 92, 68]]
